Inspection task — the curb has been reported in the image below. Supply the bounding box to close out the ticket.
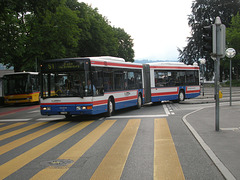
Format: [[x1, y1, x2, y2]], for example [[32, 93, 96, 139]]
[[182, 107, 236, 180]]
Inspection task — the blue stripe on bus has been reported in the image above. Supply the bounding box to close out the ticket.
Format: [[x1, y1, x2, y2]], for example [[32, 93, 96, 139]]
[[185, 92, 200, 99], [151, 95, 178, 102]]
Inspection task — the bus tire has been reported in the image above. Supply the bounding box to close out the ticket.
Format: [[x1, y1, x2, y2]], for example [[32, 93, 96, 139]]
[[178, 90, 185, 102], [106, 98, 114, 117], [136, 94, 142, 109]]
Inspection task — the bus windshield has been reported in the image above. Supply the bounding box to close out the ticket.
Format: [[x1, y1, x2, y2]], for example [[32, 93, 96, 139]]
[[3, 74, 39, 95], [41, 59, 94, 98]]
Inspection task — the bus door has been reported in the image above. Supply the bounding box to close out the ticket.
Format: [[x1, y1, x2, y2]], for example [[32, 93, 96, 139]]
[[123, 70, 141, 106]]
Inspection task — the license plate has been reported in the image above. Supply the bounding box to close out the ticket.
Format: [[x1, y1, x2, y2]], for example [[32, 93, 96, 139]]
[[60, 112, 68, 115]]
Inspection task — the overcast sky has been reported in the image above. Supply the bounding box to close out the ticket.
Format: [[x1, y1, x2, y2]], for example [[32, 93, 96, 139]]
[[80, 0, 193, 61]]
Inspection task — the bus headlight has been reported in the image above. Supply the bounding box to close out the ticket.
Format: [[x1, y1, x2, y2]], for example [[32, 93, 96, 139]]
[[76, 106, 81, 110], [82, 106, 92, 110], [42, 107, 51, 111]]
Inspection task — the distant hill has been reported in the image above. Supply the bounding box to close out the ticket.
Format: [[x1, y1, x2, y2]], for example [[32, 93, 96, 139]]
[[134, 59, 178, 64]]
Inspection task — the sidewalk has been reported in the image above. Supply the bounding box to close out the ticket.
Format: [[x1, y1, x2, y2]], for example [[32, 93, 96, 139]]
[[183, 102, 240, 179], [182, 86, 240, 104]]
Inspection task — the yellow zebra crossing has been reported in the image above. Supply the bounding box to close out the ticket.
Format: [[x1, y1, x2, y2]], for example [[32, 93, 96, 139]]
[[0, 118, 184, 180]]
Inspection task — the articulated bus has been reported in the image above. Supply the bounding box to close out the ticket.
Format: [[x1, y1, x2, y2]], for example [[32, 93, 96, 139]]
[[40, 56, 200, 117], [3, 72, 40, 104]]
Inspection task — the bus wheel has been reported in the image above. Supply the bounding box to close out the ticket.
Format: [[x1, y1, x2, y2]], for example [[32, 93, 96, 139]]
[[178, 90, 185, 102], [136, 94, 142, 109], [106, 98, 114, 117]]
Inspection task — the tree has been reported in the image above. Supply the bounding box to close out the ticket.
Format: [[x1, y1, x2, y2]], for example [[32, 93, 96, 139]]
[[0, 0, 135, 71], [226, 12, 240, 80], [178, 0, 240, 80], [66, 1, 135, 62], [113, 27, 134, 62], [67, 2, 119, 57], [29, 2, 80, 60], [0, 0, 66, 71], [0, 1, 29, 71]]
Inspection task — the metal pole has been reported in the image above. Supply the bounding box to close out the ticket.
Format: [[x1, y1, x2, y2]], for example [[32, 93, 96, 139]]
[[226, 48, 236, 106], [215, 18, 221, 132], [230, 59, 232, 106], [215, 57, 220, 131], [203, 64, 205, 96]]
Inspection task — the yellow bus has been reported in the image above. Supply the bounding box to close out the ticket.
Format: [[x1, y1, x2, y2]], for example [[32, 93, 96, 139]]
[[3, 72, 40, 104]]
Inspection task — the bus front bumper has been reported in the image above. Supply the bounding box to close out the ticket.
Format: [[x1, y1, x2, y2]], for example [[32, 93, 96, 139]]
[[40, 104, 93, 116]]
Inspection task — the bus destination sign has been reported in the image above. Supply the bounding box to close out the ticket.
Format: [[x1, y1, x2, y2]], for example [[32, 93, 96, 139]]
[[42, 60, 86, 72]]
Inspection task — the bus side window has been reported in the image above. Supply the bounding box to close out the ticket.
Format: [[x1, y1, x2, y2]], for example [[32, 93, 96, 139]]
[[92, 70, 104, 96], [135, 70, 142, 89], [128, 71, 135, 89], [114, 71, 124, 91], [104, 71, 113, 92]]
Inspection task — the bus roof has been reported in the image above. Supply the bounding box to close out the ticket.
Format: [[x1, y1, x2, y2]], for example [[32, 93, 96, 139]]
[[148, 61, 199, 70], [89, 56, 125, 62], [89, 56, 143, 69], [42, 56, 125, 63], [41, 56, 142, 69]]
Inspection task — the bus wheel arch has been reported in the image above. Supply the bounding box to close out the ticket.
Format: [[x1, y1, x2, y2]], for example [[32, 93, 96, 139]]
[[106, 96, 115, 117], [136, 93, 142, 109], [178, 89, 185, 102]]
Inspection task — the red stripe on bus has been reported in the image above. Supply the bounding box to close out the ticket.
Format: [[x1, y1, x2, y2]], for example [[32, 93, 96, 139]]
[[115, 96, 138, 102], [186, 90, 200, 94], [93, 100, 108, 106], [150, 66, 199, 70], [40, 102, 91, 105], [151, 91, 178, 97], [40, 96, 137, 106]]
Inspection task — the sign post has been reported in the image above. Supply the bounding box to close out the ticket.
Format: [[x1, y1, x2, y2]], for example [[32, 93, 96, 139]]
[[213, 17, 226, 131], [225, 48, 236, 106]]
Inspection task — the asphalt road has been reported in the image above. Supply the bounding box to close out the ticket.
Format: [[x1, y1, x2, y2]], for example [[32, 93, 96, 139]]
[[0, 99, 227, 180]]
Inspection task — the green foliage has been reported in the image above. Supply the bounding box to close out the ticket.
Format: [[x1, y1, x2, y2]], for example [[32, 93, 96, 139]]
[[30, 2, 81, 60], [226, 12, 240, 80], [113, 27, 134, 62], [0, 0, 135, 72], [223, 80, 240, 87], [178, 0, 240, 80], [226, 12, 240, 60]]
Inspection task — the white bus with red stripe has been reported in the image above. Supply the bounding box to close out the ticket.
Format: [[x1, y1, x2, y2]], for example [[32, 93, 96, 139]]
[[40, 57, 200, 117], [143, 62, 200, 104], [40, 56, 143, 117]]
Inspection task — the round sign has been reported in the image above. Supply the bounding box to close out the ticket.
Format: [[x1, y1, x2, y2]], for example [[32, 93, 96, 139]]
[[226, 48, 236, 58], [199, 58, 206, 64]]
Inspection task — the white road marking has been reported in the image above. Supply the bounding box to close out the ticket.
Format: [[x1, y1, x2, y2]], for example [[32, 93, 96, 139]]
[[36, 118, 63, 121], [108, 114, 168, 119], [28, 110, 40, 114], [220, 127, 239, 131], [163, 104, 170, 115]]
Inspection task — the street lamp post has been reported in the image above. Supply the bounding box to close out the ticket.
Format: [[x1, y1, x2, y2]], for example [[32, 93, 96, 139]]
[[199, 58, 206, 96], [225, 48, 236, 106]]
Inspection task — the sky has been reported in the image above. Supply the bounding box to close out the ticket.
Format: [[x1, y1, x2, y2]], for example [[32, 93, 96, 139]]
[[80, 0, 193, 61]]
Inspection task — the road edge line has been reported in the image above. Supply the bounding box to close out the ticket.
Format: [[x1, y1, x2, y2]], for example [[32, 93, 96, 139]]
[[182, 108, 236, 180]]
